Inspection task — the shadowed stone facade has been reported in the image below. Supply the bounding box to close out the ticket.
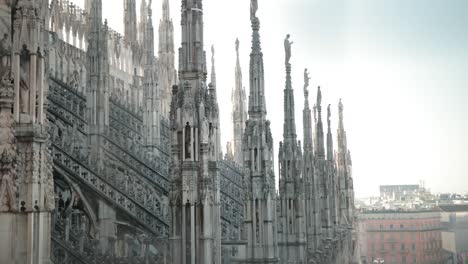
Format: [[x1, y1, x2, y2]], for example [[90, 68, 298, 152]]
[[0, 0, 357, 263]]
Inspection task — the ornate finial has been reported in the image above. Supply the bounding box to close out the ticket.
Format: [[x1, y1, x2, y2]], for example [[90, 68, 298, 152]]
[[250, 0, 258, 20], [284, 34, 293, 65], [235, 38, 239, 54]]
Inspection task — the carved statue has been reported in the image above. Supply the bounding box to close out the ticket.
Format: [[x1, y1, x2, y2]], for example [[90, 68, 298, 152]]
[[0, 34, 11, 70], [327, 104, 331, 125], [284, 34, 293, 64], [304, 68, 310, 89], [19, 62, 29, 114], [235, 38, 239, 54], [338, 98, 344, 122], [201, 117, 209, 144], [250, 0, 258, 20], [317, 87, 322, 107], [211, 44, 215, 66]]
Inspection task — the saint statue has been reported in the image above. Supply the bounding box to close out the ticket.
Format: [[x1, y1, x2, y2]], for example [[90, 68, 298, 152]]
[[317, 86, 322, 107], [338, 98, 344, 123], [211, 45, 215, 66], [235, 38, 239, 54], [19, 48, 30, 114], [0, 34, 11, 69], [304, 68, 310, 88], [250, 0, 258, 20], [339, 98, 344, 115], [327, 104, 331, 124], [284, 34, 293, 64]]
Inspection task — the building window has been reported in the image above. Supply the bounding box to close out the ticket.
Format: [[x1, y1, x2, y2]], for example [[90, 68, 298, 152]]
[[390, 224, 394, 229], [371, 233, 375, 240], [400, 233, 405, 240], [391, 243, 395, 251], [380, 243, 385, 251], [401, 243, 406, 251], [400, 224, 404, 229], [412, 243, 416, 251], [371, 243, 375, 252], [402, 255, 407, 264], [380, 233, 384, 240]]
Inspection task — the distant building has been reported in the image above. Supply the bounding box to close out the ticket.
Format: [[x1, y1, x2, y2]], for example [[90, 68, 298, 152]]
[[358, 210, 444, 264], [439, 205, 468, 264], [380, 185, 420, 200]]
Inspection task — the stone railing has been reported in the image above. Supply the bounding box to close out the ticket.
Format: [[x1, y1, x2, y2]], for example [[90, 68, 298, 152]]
[[51, 211, 171, 264], [49, 0, 88, 51], [219, 160, 245, 242], [49, 36, 88, 95], [48, 78, 87, 133], [307, 228, 354, 264], [52, 145, 169, 235], [100, 133, 170, 192]]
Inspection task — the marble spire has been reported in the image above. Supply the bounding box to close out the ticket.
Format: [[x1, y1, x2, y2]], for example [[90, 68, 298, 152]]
[[124, 0, 137, 44], [178, 0, 207, 79], [87, 0, 109, 126], [303, 69, 313, 154], [302, 69, 320, 253], [241, 0, 279, 262], [138, 0, 148, 44], [336, 99, 355, 226], [142, 0, 160, 150], [282, 35, 297, 141], [210, 45, 216, 87], [315, 87, 325, 159], [278, 34, 306, 262], [327, 104, 334, 161], [162, 0, 170, 21], [158, 0, 176, 118], [169, 0, 221, 263], [231, 38, 247, 165], [247, 0, 266, 118]]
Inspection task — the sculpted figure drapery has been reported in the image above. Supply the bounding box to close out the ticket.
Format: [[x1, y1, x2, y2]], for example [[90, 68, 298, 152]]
[[304, 68, 310, 89], [284, 34, 293, 64], [250, 0, 258, 20]]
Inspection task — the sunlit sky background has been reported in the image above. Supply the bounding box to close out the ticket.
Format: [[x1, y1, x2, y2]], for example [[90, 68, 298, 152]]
[[75, 0, 468, 197]]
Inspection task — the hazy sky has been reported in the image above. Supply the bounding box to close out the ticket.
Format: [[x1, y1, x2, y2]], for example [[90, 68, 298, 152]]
[[75, 0, 468, 197]]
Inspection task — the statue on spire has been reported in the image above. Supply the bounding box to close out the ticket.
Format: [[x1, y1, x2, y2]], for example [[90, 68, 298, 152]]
[[327, 104, 331, 126], [339, 99, 344, 115], [339, 98, 344, 124], [235, 38, 240, 54], [304, 68, 310, 89], [211, 44, 215, 66], [250, 0, 258, 20], [317, 86, 322, 108], [284, 34, 293, 65]]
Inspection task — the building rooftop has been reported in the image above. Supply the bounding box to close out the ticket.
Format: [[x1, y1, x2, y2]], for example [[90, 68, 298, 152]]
[[438, 204, 468, 213]]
